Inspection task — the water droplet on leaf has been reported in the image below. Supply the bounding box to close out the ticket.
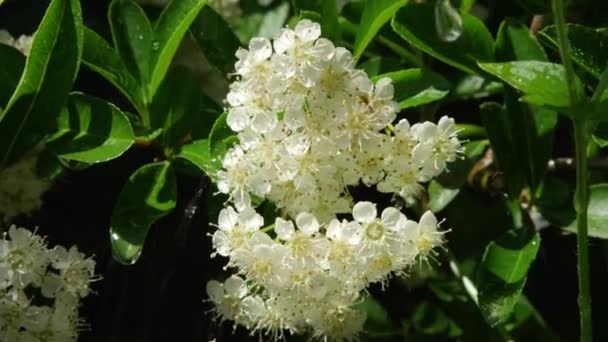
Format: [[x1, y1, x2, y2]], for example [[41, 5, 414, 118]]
[[435, 0, 463, 42], [152, 40, 160, 52], [110, 227, 143, 265]]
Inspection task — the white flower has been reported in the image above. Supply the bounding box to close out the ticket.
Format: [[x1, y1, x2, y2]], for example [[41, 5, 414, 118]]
[[208, 18, 459, 341], [0, 146, 53, 223], [0, 226, 95, 342]]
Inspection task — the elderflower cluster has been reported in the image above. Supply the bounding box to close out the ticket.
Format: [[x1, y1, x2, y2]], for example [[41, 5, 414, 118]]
[[0, 226, 96, 341], [0, 147, 53, 224], [0, 29, 33, 56], [206, 20, 460, 340]]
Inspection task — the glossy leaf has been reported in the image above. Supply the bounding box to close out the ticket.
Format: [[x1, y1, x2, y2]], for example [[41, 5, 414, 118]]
[[151, 66, 200, 148], [353, 0, 408, 61], [452, 75, 503, 99], [479, 61, 578, 109], [110, 161, 177, 265], [539, 24, 608, 78], [392, 2, 494, 74], [477, 228, 540, 326], [149, 0, 208, 97], [481, 229, 540, 284], [373, 68, 451, 109], [47, 93, 135, 163], [565, 184, 608, 239], [177, 139, 219, 176], [190, 6, 241, 74], [109, 0, 153, 98], [82, 27, 141, 109], [0, 0, 83, 167], [0, 45, 25, 107]]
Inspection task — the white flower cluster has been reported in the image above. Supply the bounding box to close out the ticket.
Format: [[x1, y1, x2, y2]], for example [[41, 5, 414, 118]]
[[218, 19, 460, 220], [208, 203, 444, 340], [206, 20, 460, 341], [0, 147, 53, 224], [0, 29, 33, 56], [0, 226, 96, 341]]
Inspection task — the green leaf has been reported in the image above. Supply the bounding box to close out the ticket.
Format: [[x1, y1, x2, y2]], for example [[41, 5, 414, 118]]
[[495, 18, 547, 62], [493, 19, 557, 194], [189, 5, 241, 75], [392, 2, 494, 74], [177, 139, 219, 176], [0, 45, 25, 107], [480, 229, 540, 284], [320, 0, 341, 42], [480, 102, 523, 197], [452, 75, 503, 100], [110, 161, 177, 265], [0, 0, 83, 167], [428, 180, 460, 213], [353, 0, 408, 61], [374, 68, 451, 109], [82, 27, 141, 110], [208, 111, 238, 171], [539, 24, 608, 78], [46, 93, 135, 163], [235, 2, 290, 43], [151, 66, 200, 148], [109, 0, 153, 98], [477, 228, 540, 326], [565, 183, 608, 238], [478, 61, 578, 109], [149, 0, 208, 97]]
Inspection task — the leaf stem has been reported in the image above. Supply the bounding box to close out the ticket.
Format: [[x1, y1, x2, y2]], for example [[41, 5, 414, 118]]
[[552, 0, 593, 340]]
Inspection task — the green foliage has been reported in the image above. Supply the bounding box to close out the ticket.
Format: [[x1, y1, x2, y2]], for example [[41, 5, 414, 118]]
[[479, 61, 581, 110], [0, 0, 83, 167], [110, 161, 177, 265], [477, 228, 540, 326], [47, 93, 135, 163], [3, 0, 608, 340], [373, 68, 451, 109], [353, 0, 408, 61], [0, 44, 25, 107], [539, 24, 608, 78], [189, 6, 241, 74], [392, 1, 494, 74]]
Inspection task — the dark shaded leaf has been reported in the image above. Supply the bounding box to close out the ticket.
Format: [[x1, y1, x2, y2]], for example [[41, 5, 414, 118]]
[[110, 161, 177, 264]]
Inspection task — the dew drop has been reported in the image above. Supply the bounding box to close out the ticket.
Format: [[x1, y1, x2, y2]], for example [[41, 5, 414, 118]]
[[151, 40, 160, 52], [109, 227, 142, 265], [138, 34, 144, 40], [435, 0, 463, 43]]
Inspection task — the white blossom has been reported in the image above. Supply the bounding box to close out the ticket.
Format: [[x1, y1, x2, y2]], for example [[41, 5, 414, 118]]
[[0, 226, 96, 342], [206, 19, 460, 341]]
